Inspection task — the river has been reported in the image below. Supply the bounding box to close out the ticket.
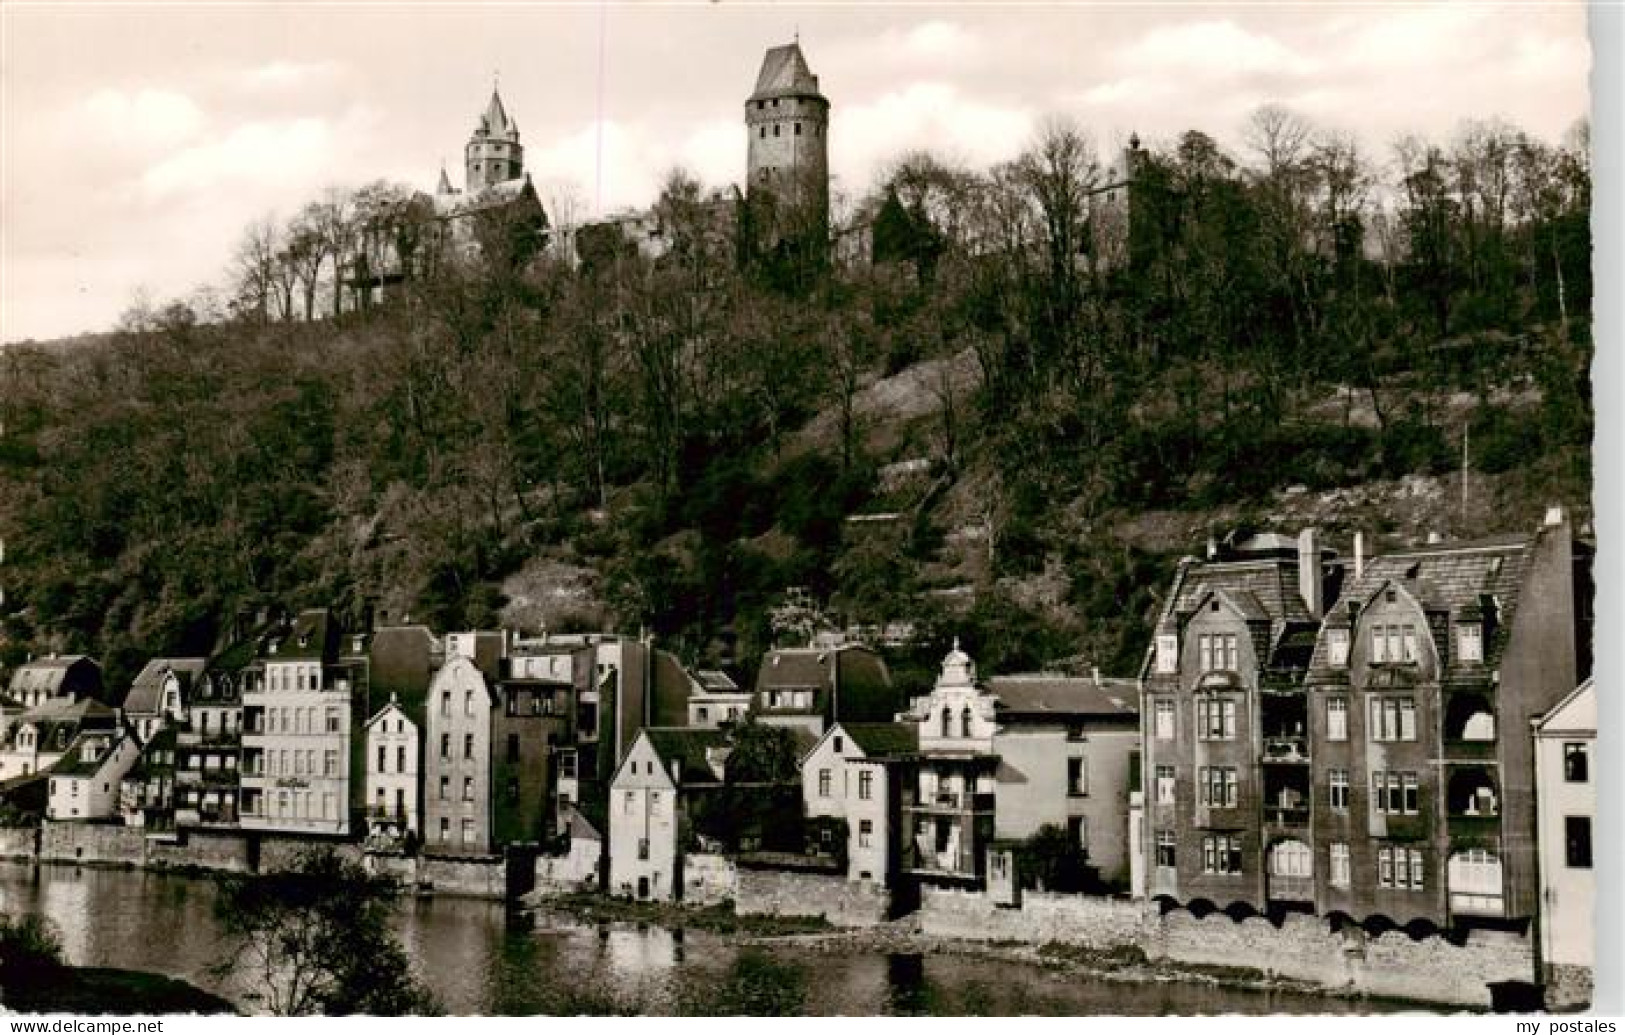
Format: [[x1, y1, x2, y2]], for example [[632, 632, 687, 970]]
[[0, 861, 1418, 1015]]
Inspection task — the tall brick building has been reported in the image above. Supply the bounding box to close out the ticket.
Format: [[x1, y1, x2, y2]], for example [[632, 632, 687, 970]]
[[1140, 514, 1590, 934]]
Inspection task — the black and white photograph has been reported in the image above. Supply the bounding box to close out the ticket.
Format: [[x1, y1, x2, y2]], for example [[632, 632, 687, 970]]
[[0, 0, 1608, 1019]]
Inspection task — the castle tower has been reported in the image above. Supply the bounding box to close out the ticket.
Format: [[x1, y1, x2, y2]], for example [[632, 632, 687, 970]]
[[745, 41, 829, 232], [464, 88, 524, 194]]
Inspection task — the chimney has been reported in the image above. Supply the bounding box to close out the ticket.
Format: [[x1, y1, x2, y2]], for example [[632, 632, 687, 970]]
[[1544, 505, 1566, 527], [1205, 532, 1219, 560], [1298, 528, 1323, 619], [1353, 532, 1366, 579]]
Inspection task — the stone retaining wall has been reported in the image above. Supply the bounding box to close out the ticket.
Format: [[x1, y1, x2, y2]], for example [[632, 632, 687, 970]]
[[681, 853, 737, 906], [0, 826, 39, 861], [39, 821, 146, 865], [918, 886, 1149, 947], [418, 855, 507, 899], [735, 869, 887, 926]]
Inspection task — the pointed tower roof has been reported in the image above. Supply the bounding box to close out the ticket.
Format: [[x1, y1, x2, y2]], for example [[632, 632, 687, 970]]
[[436, 165, 454, 195], [478, 89, 518, 139], [750, 41, 824, 102]]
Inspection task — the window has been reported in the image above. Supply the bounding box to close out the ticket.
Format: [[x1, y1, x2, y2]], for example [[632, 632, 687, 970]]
[[1329, 769, 1349, 811], [376, 745, 386, 774], [440, 734, 450, 761], [1155, 765, 1175, 804], [1326, 697, 1348, 741], [960, 707, 972, 738], [940, 709, 951, 738], [1457, 624, 1483, 663], [1197, 632, 1238, 673], [1269, 839, 1312, 878], [1327, 627, 1351, 667], [1372, 623, 1419, 663], [463, 734, 473, 760], [438, 776, 449, 801], [794, 122, 802, 136], [818, 769, 832, 797], [858, 819, 873, 848], [1199, 766, 1238, 807], [773, 124, 781, 137], [1155, 829, 1176, 868], [1329, 843, 1351, 888], [1369, 697, 1417, 741], [1377, 846, 1425, 890], [463, 777, 474, 802], [439, 817, 450, 842], [1566, 817, 1592, 868], [696, 707, 709, 722], [323, 750, 337, 777], [396, 746, 406, 773], [1154, 700, 1175, 740], [858, 770, 873, 801], [1202, 835, 1243, 875], [1564, 743, 1589, 783], [464, 691, 474, 717], [833, 736, 844, 753], [1155, 634, 1178, 674], [462, 818, 476, 845], [1196, 697, 1236, 740], [507, 733, 520, 764], [1068, 815, 1089, 849], [638, 837, 650, 860], [441, 691, 451, 718], [1371, 771, 1419, 815], [325, 708, 340, 734], [623, 791, 634, 814], [1068, 758, 1087, 796]]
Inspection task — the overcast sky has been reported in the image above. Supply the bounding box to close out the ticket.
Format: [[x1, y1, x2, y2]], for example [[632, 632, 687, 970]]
[[0, 1, 1590, 343]]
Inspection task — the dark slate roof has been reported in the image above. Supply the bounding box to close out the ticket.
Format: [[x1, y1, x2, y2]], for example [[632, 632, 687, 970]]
[[750, 42, 824, 102], [842, 722, 919, 759], [2, 699, 117, 751], [755, 646, 901, 723], [123, 658, 207, 715], [1308, 532, 1539, 672], [649, 649, 697, 727], [476, 89, 518, 139], [7, 656, 97, 698], [563, 804, 602, 843], [128, 727, 177, 778], [988, 675, 1140, 719], [369, 625, 438, 725], [695, 669, 740, 693], [50, 732, 125, 777], [264, 610, 337, 661], [643, 728, 730, 786]]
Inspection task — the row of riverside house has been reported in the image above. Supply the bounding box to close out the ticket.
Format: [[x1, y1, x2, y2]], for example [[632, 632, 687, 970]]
[[0, 511, 1593, 999]]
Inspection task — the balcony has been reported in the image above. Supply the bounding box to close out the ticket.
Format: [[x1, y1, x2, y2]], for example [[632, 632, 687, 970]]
[[1263, 805, 1310, 828], [1447, 812, 1500, 842], [903, 845, 981, 879], [1442, 739, 1497, 763], [906, 791, 996, 814], [1449, 892, 1505, 917], [1261, 737, 1309, 764]]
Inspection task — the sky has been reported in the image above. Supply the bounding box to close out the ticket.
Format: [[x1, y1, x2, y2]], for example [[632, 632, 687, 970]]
[[0, 1, 1591, 344]]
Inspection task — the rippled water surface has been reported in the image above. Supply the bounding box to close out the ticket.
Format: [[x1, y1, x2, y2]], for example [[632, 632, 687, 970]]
[[0, 861, 1418, 1015]]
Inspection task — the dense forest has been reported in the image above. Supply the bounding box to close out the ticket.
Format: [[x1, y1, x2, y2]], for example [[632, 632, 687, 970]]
[[0, 108, 1593, 694]]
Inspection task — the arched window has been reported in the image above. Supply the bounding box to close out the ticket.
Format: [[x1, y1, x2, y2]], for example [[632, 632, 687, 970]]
[[940, 708, 951, 738], [960, 707, 973, 738], [1268, 839, 1313, 877], [1448, 850, 1504, 915]]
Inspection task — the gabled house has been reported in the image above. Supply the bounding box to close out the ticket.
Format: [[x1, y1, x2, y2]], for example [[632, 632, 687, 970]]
[[0, 698, 119, 781], [801, 721, 919, 886], [989, 673, 1141, 888], [6, 656, 103, 711], [1533, 678, 1594, 1008], [363, 694, 420, 846], [173, 667, 243, 828], [898, 642, 1000, 885], [607, 728, 729, 901], [753, 644, 899, 737], [123, 658, 208, 741], [120, 728, 178, 829], [47, 728, 141, 821], [687, 669, 751, 728]]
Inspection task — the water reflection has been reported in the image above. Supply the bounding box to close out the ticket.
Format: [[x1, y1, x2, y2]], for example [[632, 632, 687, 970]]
[[0, 861, 1414, 1016]]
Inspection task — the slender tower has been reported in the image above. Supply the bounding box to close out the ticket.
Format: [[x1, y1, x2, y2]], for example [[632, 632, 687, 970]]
[[745, 41, 830, 237], [464, 88, 524, 194]]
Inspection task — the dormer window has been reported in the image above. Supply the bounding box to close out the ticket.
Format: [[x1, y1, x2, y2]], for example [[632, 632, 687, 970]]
[[1155, 634, 1178, 674], [1327, 628, 1350, 668], [1457, 623, 1483, 664]]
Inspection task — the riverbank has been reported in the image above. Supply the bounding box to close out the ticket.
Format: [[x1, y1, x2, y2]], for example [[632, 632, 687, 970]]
[[1, 966, 238, 1015]]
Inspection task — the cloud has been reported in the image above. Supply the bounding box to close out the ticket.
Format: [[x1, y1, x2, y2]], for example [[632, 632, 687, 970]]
[[836, 82, 1033, 189], [237, 60, 346, 93], [899, 20, 980, 62], [79, 87, 206, 152], [141, 118, 335, 199], [1123, 20, 1318, 79]]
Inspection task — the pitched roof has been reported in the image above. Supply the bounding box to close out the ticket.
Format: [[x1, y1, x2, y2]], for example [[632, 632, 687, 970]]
[[695, 669, 741, 693], [123, 658, 207, 715], [563, 804, 602, 843], [642, 728, 730, 785], [264, 609, 337, 661], [50, 731, 128, 777], [988, 675, 1140, 719], [841, 722, 918, 759], [750, 42, 824, 101], [649, 649, 697, 727], [755, 645, 901, 723], [478, 89, 517, 139], [1536, 678, 1595, 735], [7, 656, 97, 698]]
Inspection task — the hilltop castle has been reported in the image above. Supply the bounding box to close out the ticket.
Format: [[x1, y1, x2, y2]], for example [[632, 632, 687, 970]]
[[429, 41, 831, 263]]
